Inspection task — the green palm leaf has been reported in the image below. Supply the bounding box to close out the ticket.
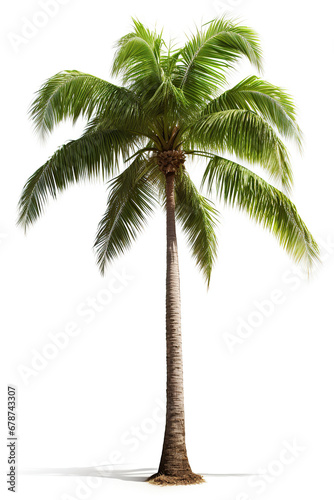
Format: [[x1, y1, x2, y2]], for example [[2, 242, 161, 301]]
[[94, 155, 157, 274], [18, 129, 136, 229], [174, 173, 219, 285], [201, 155, 319, 269], [175, 17, 262, 104], [142, 79, 188, 125], [187, 109, 293, 192], [29, 70, 137, 137], [112, 19, 163, 96], [203, 76, 302, 148]]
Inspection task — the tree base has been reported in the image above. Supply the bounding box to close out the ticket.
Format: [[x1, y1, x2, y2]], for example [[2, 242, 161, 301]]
[[147, 472, 205, 486]]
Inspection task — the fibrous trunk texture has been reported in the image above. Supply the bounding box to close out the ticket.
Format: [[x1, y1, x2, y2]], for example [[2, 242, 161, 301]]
[[148, 171, 204, 486]]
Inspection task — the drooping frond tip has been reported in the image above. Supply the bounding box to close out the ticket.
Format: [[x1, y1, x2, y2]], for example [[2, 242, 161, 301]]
[[17, 129, 136, 231], [202, 155, 320, 272], [174, 172, 219, 286], [94, 154, 157, 275]]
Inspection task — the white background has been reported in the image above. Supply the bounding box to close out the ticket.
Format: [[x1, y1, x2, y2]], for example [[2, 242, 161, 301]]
[[1, 0, 334, 499]]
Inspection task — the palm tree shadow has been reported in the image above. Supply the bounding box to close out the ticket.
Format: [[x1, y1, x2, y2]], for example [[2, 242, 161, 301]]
[[21, 466, 261, 482], [21, 466, 157, 482], [200, 473, 261, 477]]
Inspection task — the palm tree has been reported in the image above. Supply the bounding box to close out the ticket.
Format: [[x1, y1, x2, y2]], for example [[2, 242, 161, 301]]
[[18, 17, 319, 485]]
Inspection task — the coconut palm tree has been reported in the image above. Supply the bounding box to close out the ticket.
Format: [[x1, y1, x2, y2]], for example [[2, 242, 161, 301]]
[[18, 17, 319, 485]]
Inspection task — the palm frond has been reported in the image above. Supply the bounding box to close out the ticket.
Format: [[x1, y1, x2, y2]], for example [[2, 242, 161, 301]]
[[18, 129, 136, 229], [174, 16, 263, 104], [160, 44, 182, 79], [203, 76, 302, 149], [142, 79, 188, 124], [94, 155, 158, 274], [174, 172, 219, 285], [201, 155, 319, 269], [29, 70, 135, 137], [112, 19, 163, 96], [186, 109, 293, 192]]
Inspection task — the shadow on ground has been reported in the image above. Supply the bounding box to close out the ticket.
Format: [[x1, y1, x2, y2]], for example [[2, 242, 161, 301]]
[[21, 466, 260, 483]]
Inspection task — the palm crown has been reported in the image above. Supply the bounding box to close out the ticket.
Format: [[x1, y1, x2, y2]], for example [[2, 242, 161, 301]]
[[18, 17, 319, 282]]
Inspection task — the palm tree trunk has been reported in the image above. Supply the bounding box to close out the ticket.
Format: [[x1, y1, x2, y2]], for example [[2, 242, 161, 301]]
[[149, 171, 203, 486]]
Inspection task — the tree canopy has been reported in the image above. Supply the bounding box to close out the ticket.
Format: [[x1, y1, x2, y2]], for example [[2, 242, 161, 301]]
[[18, 17, 319, 284]]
